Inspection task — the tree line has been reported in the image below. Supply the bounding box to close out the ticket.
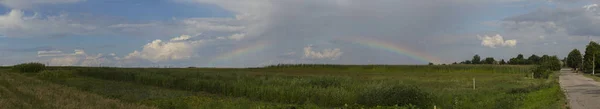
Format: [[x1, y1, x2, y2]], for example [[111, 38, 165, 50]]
[[455, 54, 562, 66], [565, 41, 600, 73]]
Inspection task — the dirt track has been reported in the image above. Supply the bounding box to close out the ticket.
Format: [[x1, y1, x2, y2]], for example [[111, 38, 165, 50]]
[[559, 68, 600, 109]]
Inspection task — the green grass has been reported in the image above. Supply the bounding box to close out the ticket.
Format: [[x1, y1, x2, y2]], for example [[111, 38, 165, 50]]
[[3, 64, 567, 109], [34, 70, 323, 109], [32, 65, 563, 109], [0, 71, 154, 109], [521, 73, 567, 109]]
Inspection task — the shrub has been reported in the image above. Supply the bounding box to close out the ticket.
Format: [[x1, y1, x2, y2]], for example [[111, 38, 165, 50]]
[[532, 66, 552, 79], [358, 85, 432, 108], [12, 62, 46, 73]]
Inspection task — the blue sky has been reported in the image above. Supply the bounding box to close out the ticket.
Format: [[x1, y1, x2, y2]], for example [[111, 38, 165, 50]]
[[29, 0, 233, 21], [0, 0, 598, 67]]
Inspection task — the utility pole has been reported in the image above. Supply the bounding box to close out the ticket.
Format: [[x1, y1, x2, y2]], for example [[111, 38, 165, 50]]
[[594, 53, 596, 75]]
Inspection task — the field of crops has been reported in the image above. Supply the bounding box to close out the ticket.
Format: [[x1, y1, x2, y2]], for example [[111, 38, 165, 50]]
[[1, 65, 565, 109]]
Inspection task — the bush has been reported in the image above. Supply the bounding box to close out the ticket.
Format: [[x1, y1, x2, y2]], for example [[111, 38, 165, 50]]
[[358, 85, 432, 108], [532, 66, 552, 79], [12, 62, 46, 73]]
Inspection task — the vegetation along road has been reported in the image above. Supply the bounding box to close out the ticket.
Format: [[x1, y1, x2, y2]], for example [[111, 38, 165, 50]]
[[560, 68, 600, 109]]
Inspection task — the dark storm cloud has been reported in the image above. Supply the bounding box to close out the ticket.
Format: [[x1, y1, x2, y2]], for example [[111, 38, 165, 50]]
[[238, 0, 488, 64], [504, 5, 600, 37]]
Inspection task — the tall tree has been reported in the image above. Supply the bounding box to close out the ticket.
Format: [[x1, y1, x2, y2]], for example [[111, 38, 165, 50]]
[[500, 59, 506, 65], [528, 54, 541, 64], [472, 54, 481, 64], [583, 41, 600, 73], [483, 57, 496, 64], [567, 49, 583, 71]]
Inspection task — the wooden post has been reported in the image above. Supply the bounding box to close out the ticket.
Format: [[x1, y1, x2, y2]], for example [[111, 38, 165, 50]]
[[434, 105, 437, 109], [472, 78, 475, 90]]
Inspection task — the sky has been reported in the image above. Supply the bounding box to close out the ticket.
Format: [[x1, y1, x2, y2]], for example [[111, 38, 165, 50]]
[[0, 0, 599, 67]]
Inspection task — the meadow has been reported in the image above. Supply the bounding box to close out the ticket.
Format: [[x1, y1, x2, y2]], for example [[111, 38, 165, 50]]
[[1, 64, 565, 109], [0, 70, 154, 109]]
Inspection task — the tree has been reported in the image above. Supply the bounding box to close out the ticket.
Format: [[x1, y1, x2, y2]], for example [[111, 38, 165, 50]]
[[528, 54, 541, 65], [499, 59, 506, 65], [472, 54, 481, 64], [483, 57, 495, 64], [583, 41, 600, 73], [540, 55, 550, 63], [428, 62, 434, 65], [517, 54, 524, 60], [547, 56, 562, 71], [508, 54, 527, 65], [465, 60, 472, 64], [567, 49, 583, 71]]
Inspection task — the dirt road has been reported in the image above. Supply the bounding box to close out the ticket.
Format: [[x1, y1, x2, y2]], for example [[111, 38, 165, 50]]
[[559, 68, 600, 109]]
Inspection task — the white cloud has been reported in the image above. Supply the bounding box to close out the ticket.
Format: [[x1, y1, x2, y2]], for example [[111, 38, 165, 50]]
[[38, 49, 115, 66], [106, 18, 245, 38], [0, 9, 98, 37], [477, 34, 517, 48], [108, 23, 158, 28], [170, 35, 192, 41], [216, 33, 245, 40], [74, 49, 85, 55], [0, 0, 83, 9], [227, 33, 245, 40], [48, 56, 79, 66], [303, 45, 343, 60], [181, 18, 245, 32], [124, 35, 206, 62], [0, 9, 244, 38], [37, 49, 85, 57], [584, 4, 598, 11]]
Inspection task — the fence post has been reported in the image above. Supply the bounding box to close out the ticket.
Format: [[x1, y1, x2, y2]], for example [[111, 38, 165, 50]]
[[472, 78, 475, 90]]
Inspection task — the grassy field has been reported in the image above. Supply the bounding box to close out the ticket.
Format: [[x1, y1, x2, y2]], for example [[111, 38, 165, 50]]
[[2, 65, 566, 109], [0, 70, 155, 109]]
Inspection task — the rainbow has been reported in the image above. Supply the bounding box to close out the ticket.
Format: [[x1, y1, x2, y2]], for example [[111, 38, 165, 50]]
[[208, 41, 269, 65], [342, 37, 442, 64]]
